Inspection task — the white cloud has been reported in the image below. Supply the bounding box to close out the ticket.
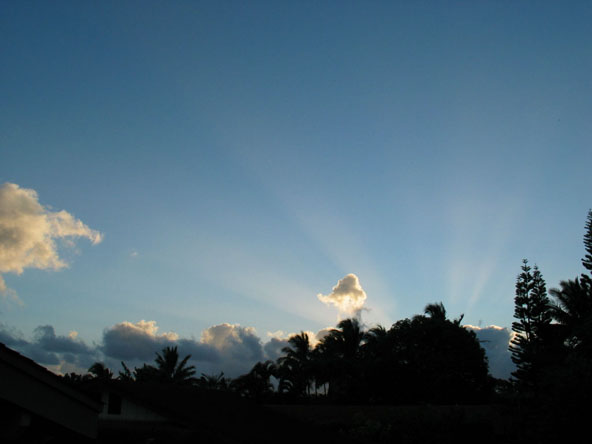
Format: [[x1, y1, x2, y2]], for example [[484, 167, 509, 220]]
[[317, 273, 367, 318], [464, 324, 516, 380], [0, 183, 102, 298]]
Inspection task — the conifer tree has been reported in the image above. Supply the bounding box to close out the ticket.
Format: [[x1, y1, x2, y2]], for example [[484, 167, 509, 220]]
[[581, 209, 592, 285], [509, 259, 551, 387]]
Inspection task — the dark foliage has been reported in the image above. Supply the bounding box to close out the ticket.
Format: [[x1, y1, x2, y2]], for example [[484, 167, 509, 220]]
[[231, 360, 276, 401], [118, 346, 196, 385], [269, 305, 491, 405], [509, 260, 551, 387], [276, 331, 313, 396], [87, 362, 113, 380]]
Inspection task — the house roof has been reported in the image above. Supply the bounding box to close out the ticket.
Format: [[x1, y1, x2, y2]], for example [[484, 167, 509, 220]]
[[0, 342, 101, 438]]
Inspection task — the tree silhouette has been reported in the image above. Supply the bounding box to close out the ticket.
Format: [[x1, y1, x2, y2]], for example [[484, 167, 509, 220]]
[[582, 209, 592, 283], [153, 346, 196, 384], [120, 346, 196, 384], [277, 332, 313, 396], [315, 318, 366, 400], [359, 325, 390, 402], [388, 304, 490, 404], [198, 372, 230, 390], [423, 302, 464, 325], [549, 211, 592, 356], [88, 362, 113, 380], [232, 360, 275, 401], [509, 260, 551, 388], [118, 361, 135, 382], [549, 278, 592, 352], [62, 372, 92, 385], [325, 318, 365, 360], [424, 302, 447, 322]]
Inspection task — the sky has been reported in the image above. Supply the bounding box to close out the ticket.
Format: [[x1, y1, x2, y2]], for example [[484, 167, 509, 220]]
[[1, 0, 591, 380]]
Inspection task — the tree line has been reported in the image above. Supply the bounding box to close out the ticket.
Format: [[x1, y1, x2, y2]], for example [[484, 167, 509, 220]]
[[65, 211, 592, 407], [508, 210, 592, 405], [66, 303, 490, 405]]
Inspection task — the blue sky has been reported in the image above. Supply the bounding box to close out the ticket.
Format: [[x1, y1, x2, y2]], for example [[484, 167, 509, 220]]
[[1, 1, 591, 378]]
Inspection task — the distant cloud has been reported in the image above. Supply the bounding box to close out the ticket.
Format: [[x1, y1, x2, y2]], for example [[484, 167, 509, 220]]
[[317, 273, 367, 319], [0, 183, 102, 299], [0, 322, 98, 373], [102, 320, 181, 361], [0, 323, 29, 347], [464, 325, 515, 380], [263, 337, 288, 361], [1, 319, 517, 380], [102, 320, 263, 376], [33, 325, 93, 355], [201, 323, 264, 374]]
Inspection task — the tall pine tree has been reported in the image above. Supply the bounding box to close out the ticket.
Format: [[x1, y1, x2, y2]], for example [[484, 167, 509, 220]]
[[581, 209, 592, 286], [509, 259, 551, 387]]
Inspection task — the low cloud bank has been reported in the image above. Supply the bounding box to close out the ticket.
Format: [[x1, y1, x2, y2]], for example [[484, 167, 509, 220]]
[[0, 322, 98, 373], [1, 320, 273, 377], [0, 320, 516, 380]]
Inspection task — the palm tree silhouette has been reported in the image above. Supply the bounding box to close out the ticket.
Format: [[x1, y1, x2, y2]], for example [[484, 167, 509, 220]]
[[549, 212, 592, 354], [154, 346, 196, 384], [199, 372, 229, 390], [424, 302, 464, 325], [550, 278, 592, 351], [277, 332, 313, 396], [232, 360, 275, 401], [324, 318, 365, 360], [316, 318, 366, 400]]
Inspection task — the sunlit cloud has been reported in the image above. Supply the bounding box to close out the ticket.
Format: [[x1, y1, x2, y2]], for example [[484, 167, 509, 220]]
[[289, 201, 393, 325], [102, 320, 264, 376], [317, 273, 367, 319], [263, 327, 332, 361], [214, 138, 394, 326], [102, 320, 180, 361], [2, 318, 516, 380], [266, 328, 328, 348], [0, 182, 102, 299]]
